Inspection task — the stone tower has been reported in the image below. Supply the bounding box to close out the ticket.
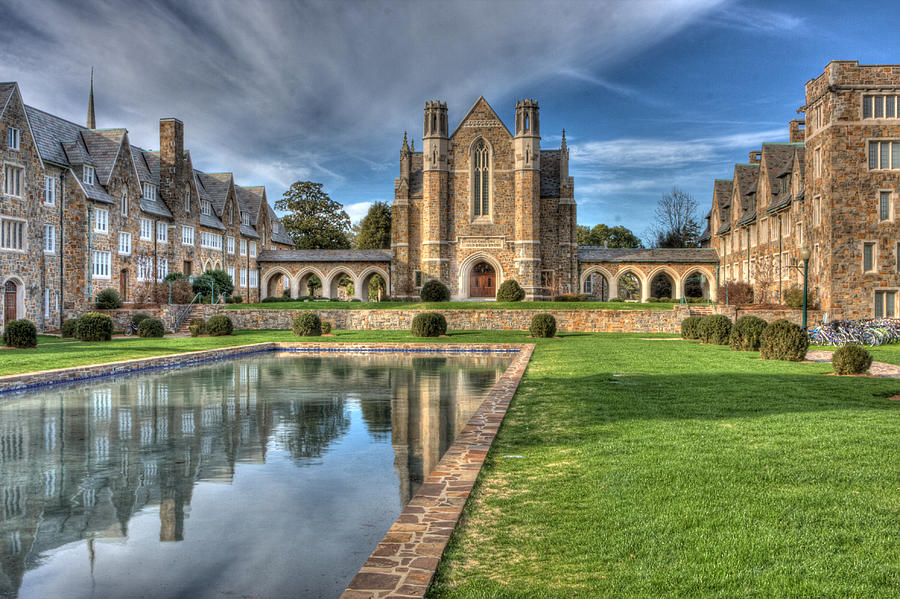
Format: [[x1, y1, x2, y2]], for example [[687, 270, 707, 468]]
[[514, 99, 542, 299], [421, 101, 449, 282]]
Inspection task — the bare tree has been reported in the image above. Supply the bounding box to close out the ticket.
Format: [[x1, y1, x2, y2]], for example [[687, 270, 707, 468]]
[[754, 257, 775, 304], [648, 187, 702, 248]]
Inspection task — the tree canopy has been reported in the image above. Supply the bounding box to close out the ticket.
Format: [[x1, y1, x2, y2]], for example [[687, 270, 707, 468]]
[[648, 187, 702, 248], [576, 224, 643, 248], [275, 181, 352, 249], [354, 201, 392, 249]]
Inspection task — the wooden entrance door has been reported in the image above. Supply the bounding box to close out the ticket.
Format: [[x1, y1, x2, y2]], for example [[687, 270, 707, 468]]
[[119, 270, 129, 301], [4, 281, 17, 324], [469, 262, 496, 298]]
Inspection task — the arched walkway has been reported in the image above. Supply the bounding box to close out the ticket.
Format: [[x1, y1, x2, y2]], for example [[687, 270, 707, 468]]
[[648, 266, 680, 300], [325, 268, 357, 300], [358, 266, 390, 301], [682, 267, 716, 301], [261, 266, 293, 299], [296, 268, 325, 298], [457, 252, 504, 299], [615, 269, 646, 302], [580, 266, 613, 301]]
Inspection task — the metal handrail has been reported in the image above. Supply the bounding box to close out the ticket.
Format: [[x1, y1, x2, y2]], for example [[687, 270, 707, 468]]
[[174, 293, 203, 332]]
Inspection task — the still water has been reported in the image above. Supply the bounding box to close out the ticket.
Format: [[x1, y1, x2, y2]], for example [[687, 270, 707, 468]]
[[0, 352, 511, 599]]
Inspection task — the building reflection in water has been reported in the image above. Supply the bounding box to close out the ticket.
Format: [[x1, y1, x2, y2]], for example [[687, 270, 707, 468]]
[[0, 353, 508, 598]]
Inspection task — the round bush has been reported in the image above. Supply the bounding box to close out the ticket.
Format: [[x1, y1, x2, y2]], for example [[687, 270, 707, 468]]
[[131, 313, 151, 329], [759, 319, 809, 361], [496, 279, 525, 302], [729, 316, 769, 351], [322, 321, 332, 335], [292, 312, 322, 337], [95, 288, 123, 310], [411, 312, 447, 337], [61, 318, 80, 338], [3, 319, 37, 348], [698, 314, 732, 345], [832, 344, 873, 375], [680, 316, 703, 339], [76, 312, 113, 342], [206, 315, 234, 337], [137, 318, 165, 338], [420, 279, 450, 302], [189, 317, 207, 337], [529, 313, 557, 338]]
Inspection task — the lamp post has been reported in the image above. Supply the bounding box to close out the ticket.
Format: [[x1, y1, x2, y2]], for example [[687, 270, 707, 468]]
[[800, 247, 811, 330]]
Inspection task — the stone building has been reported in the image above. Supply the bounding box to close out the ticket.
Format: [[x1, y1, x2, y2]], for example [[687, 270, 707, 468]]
[[708, 61, 900, 319], [0, 80, 293, 331]]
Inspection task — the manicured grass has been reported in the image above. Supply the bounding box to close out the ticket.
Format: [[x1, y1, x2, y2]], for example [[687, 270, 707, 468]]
[[2, 331, 896, 597], [225, 300, 680, 311], [811, 342, 900, 367]]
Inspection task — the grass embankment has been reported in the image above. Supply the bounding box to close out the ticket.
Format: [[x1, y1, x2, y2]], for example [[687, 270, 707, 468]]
[[2, 332, 896, 597], [224, 300, 679, 311]]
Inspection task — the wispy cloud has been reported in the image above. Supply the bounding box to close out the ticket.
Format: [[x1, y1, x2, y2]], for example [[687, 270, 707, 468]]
[[706, 2, 804, 35]]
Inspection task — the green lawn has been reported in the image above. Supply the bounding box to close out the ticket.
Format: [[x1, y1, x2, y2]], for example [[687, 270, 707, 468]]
[[2, 331, 896, 597], [224, 300, 680, 311]]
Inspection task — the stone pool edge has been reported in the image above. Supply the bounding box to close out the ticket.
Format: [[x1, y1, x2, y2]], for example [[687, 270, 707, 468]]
[[0, 342, 524, 396], [340, 343, 535, 599]]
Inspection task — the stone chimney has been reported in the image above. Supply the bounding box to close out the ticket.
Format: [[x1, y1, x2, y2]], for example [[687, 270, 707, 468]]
[[749, 151, 761, 164], [159, 118, 184, 210], [789, 119, 805, 143]]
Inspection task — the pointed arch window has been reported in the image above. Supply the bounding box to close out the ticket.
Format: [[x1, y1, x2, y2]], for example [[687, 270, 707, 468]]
[[472, 139, 491, 217]]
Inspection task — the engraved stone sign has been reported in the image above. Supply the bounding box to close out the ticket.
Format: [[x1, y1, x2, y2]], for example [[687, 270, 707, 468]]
[[459, 237, 505, 249]]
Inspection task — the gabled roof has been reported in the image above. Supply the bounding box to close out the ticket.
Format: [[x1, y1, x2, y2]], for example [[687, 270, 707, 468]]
[[734, 163, 759, 221], [0, 83, 16, 117], [25, 105, 86, 166], [236, 185, 264, 225], [130, 146, 153, 183], [577, 247, 719, 263], [714, 179, 733, 213], [449, 96, 512, 138], [761, 143, 801, 191], [81, 129, 126, 185], [196, 172, 232, 215]]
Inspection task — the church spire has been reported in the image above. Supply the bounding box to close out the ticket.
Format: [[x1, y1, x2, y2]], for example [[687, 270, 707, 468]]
[[87, 68, 96, 129], [561, 128, 567, 151]]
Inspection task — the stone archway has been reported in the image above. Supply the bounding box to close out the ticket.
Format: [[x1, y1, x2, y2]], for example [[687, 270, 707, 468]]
[[325, 268, 356, 300], [581, 267, 612, 301], [682, 268, 715, 301], [649, 271, 675, 299], [262, 267, 293, 299], [458, 252, 504, 299], [359, 266, 390, 301], [616, 270, 643, 301], [296, 269, 325, 298]]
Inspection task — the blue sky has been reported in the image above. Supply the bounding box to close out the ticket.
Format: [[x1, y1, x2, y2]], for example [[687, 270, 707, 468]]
[[2, 0, 899, 241]]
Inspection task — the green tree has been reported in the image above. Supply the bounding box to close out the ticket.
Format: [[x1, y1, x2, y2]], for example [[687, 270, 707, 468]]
[[355, 201, 392, 249], [275, 181, 351, 249], [576, 223, 643, 248]]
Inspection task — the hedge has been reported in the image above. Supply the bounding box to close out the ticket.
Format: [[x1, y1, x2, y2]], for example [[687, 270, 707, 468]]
[[698, 314, 732, 345], [3, 319, 37, 348], [206, 315, 234, 336], [729, 315, 768, 351], [680, 316, 703, 339]]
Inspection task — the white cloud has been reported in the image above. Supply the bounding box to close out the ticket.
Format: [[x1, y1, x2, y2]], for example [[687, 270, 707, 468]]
[[345, 201, 374, 224]]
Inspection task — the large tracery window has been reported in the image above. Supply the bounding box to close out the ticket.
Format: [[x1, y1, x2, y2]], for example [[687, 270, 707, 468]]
[[473, 139, 490, 217]]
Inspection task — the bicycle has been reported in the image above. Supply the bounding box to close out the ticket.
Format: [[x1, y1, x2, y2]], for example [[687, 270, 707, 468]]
[[123, 321, 139, 336]]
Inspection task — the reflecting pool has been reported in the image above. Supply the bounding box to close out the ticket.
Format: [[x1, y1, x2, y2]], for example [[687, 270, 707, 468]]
[[0, 352, 511, 599]]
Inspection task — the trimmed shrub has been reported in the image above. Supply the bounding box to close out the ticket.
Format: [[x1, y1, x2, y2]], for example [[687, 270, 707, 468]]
[[3, 319, 37, 348], [262, 296, 295, 303], [188, 317, 206, 337], [680, 316, 703, 339], [206, 315, 234, 336], [529, 313, 557, 338], [350, 298, 362, 302], [292, 312, 322, 337], [717, 282, 753, 305], [322, 321, 333, 335], [76, 312, 113, 342], [231, 295, 243, 304], [61, 318, 80, 338], [95, 288, 123, 310], [783, 285, 817, 310], [698, 314, 732, 345], [729, 315, 769, 351], [420, 280, 450, 302], [137, 318, 165, 338], [131, 313, 151, 329], [496, 279, 525, 302], [832, 344, 873, 375], [760, 319, 809, 361], [553, 293, 589, 302], [411, 312, 447, 337]]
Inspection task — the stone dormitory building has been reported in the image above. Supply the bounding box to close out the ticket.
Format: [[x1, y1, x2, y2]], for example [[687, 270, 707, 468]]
[[0, 80, 294, 330], [705, 61, 900, 319]]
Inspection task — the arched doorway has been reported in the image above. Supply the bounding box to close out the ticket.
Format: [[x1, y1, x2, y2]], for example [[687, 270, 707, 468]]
[[583, 272, 610, 301], [4, 280, 20, 324], [650, 272, 675, 299], [617, 272, 641, 301], [684, 271, 710, 300], [469, 262, 495, 298]]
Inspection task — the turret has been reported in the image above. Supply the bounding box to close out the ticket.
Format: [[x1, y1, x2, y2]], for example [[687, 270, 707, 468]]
[[513, 99, 543, 298], [400, 131, 411, 181], [420, 100, 449, 285], [423, 100, 448, 171], [514, 99, 540, 170]]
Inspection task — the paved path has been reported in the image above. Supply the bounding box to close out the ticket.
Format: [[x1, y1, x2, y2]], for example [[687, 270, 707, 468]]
[[806, 350, 900, 378]]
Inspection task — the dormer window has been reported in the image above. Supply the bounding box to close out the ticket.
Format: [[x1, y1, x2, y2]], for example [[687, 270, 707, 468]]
[[201, 200, 212, 216], [83, 165, 95, 186], [7, 128, 20, 150], [142, 182, 157, 201], [241, 212, 250, 226]]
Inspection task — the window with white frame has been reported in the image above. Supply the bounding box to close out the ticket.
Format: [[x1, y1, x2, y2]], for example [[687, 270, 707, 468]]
[[3, 164, 23, 196], [868, 141, 900, 170], [121, 192, 129, 217], [7, 127, 20, 150], [240, 268, 248, 287], [83, 165, 95, 185], [157, 258, 168, 282], [182, 226, 194, 246], [136, 256, 153, 281], [879, 191, 892, 221], [44, 176, 56, 205], [241, 212, 250, 226], [240, 239, 247, 256], [94, 208, 109, 234], [249, 269, 258, 287], [227, 265, 235, 282], [227, 236, 235, 254], [1, 218, 25, 251], [200, 231, 222, 250], [140, 218, 152, 240], [156, 221, 168, 243], [863, 242, 876, 272], [863, 95, 899, 119], [201, 200, 212, 216], [875, 290, 897, 318], [118, 232, 131, 255], [249, 241, 257, 258], [142, 182, 157, 201], [92, 250, 111, 279], [43, 224, 56, 253]]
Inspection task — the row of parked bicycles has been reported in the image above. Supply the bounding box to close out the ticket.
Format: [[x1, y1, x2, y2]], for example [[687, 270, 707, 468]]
[[808, 318, 900, 346]]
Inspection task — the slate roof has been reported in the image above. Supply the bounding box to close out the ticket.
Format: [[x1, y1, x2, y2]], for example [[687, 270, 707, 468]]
[[24, 105, 85, 166], [268, 205, 294, 246], [257, 249, 391, 262], [81, 129, 125, 185], [130, 146, 153, 183], [714, 179, 733, 227], [197, 172, 232, 215], [240, 224, 259, 239], [199, 213, 225, 231], [734, 164, 759, 222], [577, 247, 719, 263], [236, 186, 264, 225]]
